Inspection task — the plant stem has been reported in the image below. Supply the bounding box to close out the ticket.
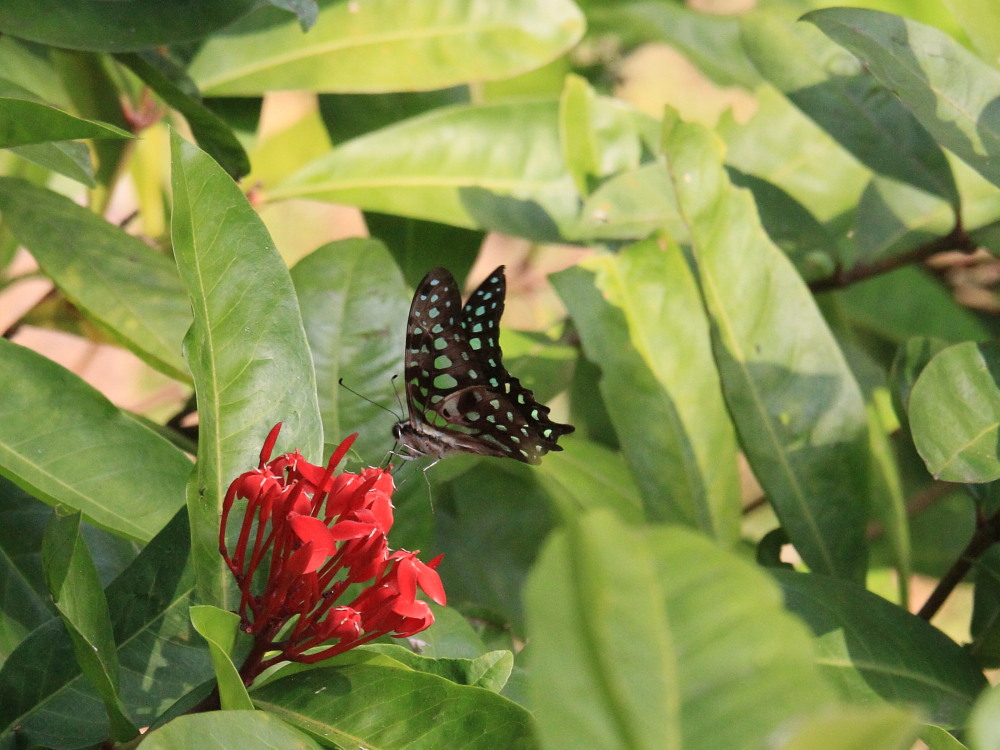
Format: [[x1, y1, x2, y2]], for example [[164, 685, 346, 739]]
[[809, 222, 974, 293], [917, 505, 1000, 620]]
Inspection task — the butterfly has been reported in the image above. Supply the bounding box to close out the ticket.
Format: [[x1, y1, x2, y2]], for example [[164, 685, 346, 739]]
[[392, 265, 574, 465]]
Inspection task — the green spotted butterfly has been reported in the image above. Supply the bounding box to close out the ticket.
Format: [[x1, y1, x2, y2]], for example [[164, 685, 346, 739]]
[[392, 265, 574, 465]]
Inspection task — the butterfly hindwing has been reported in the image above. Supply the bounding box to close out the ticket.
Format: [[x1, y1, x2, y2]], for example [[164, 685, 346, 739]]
[[395, 265, 574, 464]]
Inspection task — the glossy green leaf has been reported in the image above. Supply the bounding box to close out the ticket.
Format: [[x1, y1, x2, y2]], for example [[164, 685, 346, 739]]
[[775, 569, 987, 727], [0, 0, 254, 52], [909, 342, 1000, 483], [665, 117, 870, 580], [290, 239, 407, 466], [143, 711, 320, 750], [553, 243, 741, 543], [0, 511, 211, 745], [743, 12, 957, 205], [0, 96, 132, 148], [271, 100, 577, 242], [805, 7, 1000, 191], [115, 52, 249, 180], [773, 705, 920, 750], [526, 511, 835, 750], [189, 0, 584, 95], [190, 606, 252, 711], [0, 339, 189, 541], [42, 511, 137, 741], [252, 664, 532, 748], [0, 177, 191, 379], [169, 130, 322, 608]]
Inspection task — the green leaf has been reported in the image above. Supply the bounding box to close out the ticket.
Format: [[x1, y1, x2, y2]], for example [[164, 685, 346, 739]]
[[189, 0, 584, 95], [271, 100, 577, 242], [361, 644, 514, 692], [569, 162, 682, 241], [969, 683, 1000, 750], [969, 544, 1000, 668], [142, 711, 320, 750], [909, 342, 1000, 483], [865, 402, 911, 604], [8, 140, 94, 186], [251, 664, 533, 748], [720, 85, 870, 224], [42, 511, 137, 741], [364, 214, 481, 289], [726, 167, 840, 281], [553, 244, 741, 543], [804, 7, 1000, 191], [773, 705, 920, 750], [921, 724, 968, 750], [742, 12, 957, 205], [0, 96, 132, 148], [290, 239, 408, 466], [0, 480, 57, 661], [889, 336, 950, 424], [169, 130, 322, 608], [0, 177, 192, 379], [838, 266, 989, 345], [851, 176, 955, 261], [560, 75, 601, 196], [0, 511, 212, 745], [941, 0, 1000, 63], [526, 511, 835, 750], [775, 569, 987, 727], [425, 460, 556, 631], [665, 117, 870, 580], [585, 2, 762, 88], [0, 1, 254, 52], [0, 339, 189, 541], [190, 606, 252, 711], [115, 52, 250, 180], [534, 437, 644, 524]]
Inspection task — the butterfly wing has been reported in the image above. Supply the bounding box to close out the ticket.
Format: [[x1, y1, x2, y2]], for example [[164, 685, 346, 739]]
[[398, 265, 574, 464]]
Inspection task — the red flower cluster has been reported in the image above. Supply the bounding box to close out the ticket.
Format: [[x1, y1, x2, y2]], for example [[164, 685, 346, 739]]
[[220, 424, 445, 677]]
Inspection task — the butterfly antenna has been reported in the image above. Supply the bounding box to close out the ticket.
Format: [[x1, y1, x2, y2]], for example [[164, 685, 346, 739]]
[[338, 378, 401, 419], [390, 374, 406, 415]]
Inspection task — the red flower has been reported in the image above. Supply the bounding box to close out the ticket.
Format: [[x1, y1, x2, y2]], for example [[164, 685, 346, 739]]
[[220, 423, 446, 682]]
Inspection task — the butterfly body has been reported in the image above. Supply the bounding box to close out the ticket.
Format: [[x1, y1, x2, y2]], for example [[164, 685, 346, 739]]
[[393, 266, 574, 465]]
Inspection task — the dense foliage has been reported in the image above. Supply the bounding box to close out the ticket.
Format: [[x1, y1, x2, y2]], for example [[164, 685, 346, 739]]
[[2, 1, 1000, 748]]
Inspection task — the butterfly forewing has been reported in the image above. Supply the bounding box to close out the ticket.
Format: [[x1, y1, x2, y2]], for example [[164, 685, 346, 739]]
[[397, 265, 574, 464]]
